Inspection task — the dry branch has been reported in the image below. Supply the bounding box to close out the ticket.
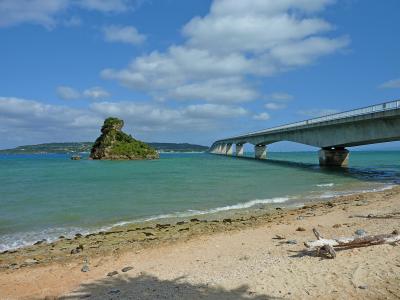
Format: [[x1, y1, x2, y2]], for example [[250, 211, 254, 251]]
[[304, 228, 400, 258]]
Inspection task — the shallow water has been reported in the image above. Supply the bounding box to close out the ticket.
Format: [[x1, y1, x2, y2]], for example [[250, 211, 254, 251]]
[[0, 151, 399, 251]]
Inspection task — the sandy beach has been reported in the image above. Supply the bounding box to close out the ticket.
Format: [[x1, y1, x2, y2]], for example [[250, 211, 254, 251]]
[[1, 186, 399, 299]]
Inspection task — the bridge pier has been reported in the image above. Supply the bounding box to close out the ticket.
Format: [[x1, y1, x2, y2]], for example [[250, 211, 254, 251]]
[[255, 144, 267, 159], [319, 147, 349, 167], [221, 144, 227, 155], [236, 144, 244, 156], [226, 143, 233, 155]]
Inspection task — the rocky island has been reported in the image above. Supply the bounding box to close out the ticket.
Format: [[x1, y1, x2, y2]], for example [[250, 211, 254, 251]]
[[89, 117, 159, 160]]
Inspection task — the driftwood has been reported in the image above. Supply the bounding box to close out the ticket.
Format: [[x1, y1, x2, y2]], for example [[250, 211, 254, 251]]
[[350, 211, 400, 219], [304, 228, 400, 259]]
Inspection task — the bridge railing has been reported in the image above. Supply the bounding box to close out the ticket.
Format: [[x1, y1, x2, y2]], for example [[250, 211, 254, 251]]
[[220, 99, 400, 141]]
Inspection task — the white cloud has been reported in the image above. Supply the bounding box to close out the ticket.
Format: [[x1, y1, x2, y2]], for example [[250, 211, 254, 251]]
[[78, 0, 130, 13], [0, 0, 68, 28], [379, 78, 400, 89], [0, 96, 248, 147], [265, 103, 287, 110], [83, 87, 110, 100], [253, 112, 270, 121], [63, 16, 82, 27], [57, 86, 81, 100], [57, 86, 111, 100], [268, 92, 293, 101], [102, 0, 348, 104], [103, 25, 146, 45], [0, 0, 131, 28], [298, 108, 339, 118], [183, 104, 247, 118], [168, 77, 258, 103]]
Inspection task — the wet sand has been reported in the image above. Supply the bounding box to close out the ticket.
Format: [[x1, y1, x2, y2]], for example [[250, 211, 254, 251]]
[[1, 187, 400, 299]]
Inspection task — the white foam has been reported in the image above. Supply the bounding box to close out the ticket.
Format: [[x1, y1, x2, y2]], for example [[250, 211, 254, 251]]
[[115, 197, 291, 225], [316, 183, 334, 187]]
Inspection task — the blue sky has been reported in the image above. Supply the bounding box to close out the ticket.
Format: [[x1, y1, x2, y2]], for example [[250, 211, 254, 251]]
[[0, 0, 399, 150]]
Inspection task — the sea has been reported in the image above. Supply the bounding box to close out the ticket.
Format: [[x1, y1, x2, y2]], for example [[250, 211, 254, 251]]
[[1, 151, 399, 252]]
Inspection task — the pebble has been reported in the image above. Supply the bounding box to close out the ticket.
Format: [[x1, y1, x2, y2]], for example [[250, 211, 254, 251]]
[[358, 285, 368, 290], [122, 266, 133, 272], [107, 271, 118, 277], [24, 258, 38, 265], [296, 227, 306, 232], [286, 240, 297, 245], [274, 234, 286, 240], [34, 239, 46, 245], [355, 229, 367, 236]]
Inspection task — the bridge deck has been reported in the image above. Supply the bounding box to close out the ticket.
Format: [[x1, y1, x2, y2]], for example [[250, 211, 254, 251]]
[[215, 100, 400, 144]]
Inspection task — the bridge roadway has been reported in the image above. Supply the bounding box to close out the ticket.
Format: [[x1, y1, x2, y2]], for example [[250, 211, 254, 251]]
[[209, 100, 400, 166]]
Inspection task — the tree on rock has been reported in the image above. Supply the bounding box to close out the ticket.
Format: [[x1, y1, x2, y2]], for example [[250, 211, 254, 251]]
[[90, 117, 159, 160]]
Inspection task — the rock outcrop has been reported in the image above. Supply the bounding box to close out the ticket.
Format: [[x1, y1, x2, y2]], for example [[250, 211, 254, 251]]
[[90, 117, 159, 160]]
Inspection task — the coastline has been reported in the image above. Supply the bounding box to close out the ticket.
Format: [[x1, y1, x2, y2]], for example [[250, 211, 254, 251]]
[[1, 186, 400, 299]]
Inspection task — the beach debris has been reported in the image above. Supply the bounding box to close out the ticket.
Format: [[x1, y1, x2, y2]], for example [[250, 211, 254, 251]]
[[143, 232, 154, 236], [223, 218, 232, 223], [122, 266, 133, 272], [296, 216, 304, 220], [108, 289, 120, 295], [332, 224, 341, 228], [70, 155, 81, 160], [176, 221, 186, 225], [190, 218, 200, 222], [107, 271, 118, 277], [81, 264, 89, 272], [75, 233, 83, 238], [304, 228, 400, 259], [355, 229, 367, 236], [273, 234, 286, 240], [296, 227, 306, 232]]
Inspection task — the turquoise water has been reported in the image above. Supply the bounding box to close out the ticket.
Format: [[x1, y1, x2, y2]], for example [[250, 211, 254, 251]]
[[1, 151, 399, 251]]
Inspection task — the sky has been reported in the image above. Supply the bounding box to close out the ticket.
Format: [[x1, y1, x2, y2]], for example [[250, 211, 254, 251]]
[[0, 0, 399, 150]]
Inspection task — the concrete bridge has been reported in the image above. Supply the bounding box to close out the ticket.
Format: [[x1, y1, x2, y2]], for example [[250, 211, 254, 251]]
[[209, 100, 400, 166]]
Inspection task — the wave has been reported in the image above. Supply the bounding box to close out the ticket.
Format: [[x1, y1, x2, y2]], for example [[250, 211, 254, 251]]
[[316, 183, 334, 187], [115, 196, 291, 226]]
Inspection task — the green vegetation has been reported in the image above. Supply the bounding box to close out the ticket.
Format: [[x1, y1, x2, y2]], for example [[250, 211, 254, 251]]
[[0, 143, 93, 154], [90, 117, 159, 160]]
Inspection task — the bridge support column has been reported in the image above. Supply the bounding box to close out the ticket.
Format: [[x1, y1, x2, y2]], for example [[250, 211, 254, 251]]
[[319, 147, 349, 167], [226, 143, 233, 155], [221, 144, 228, 155], [236, 144, 244, 156], [255, 144, 267, 159]]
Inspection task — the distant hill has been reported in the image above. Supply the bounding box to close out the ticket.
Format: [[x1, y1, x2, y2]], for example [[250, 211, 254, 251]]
[[0, 142, 209, 154]]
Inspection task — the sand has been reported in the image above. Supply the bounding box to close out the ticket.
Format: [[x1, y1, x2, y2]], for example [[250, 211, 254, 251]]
[[1, 187, 400, 299]]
